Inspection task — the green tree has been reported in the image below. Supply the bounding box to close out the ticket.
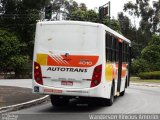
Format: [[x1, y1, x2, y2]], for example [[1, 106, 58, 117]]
[[109, 19, 121, 32], [124, 0, 160, 36], [118, 12, 148, 58], [69, 9, 99, 22], [141, 35, 160, 71], [121, 0, 160, 58], [131, 35, 160, 74], [0, 0, 50, 58], [79, 3, 87, 11], [69, 9, 121, 32], [131, 58, 150, 75], [118, 12, 132, 38], [51, 0, 79, 20], [0, 29, 29, 78], [0, 0, 50, 78]]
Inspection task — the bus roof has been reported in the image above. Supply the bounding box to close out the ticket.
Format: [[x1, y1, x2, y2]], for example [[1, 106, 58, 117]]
[[37, 21, 131, 44], [102, 25, 131, 44]]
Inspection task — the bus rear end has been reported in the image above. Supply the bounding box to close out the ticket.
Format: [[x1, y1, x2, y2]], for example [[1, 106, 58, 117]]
[[33, 21, 105, 105]]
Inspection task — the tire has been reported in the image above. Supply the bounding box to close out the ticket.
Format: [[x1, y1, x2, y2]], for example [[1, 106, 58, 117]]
[[120, 78, 127, 96], [50, 95, 69, 107], [125, 76, 128, 88], [101, 81, 115, 106], [120, 89, 125, 96]]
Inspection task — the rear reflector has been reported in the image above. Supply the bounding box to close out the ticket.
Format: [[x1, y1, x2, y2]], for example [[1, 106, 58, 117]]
[[34, 62, 43, 85], [90, 64, 102, 88]]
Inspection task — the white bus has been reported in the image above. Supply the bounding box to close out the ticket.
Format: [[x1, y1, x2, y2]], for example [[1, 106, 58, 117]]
[[33, 21, 131, 106]]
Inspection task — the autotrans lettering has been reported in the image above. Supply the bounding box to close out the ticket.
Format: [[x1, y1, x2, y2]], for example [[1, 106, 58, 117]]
[[47, 67, 87, 73]]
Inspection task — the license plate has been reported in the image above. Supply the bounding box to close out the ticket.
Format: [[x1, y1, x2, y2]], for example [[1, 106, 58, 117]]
[[61, 81, 73, 86]]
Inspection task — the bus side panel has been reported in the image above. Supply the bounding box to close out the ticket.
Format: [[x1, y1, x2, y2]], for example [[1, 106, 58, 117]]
[[99, 26, 113, 99]]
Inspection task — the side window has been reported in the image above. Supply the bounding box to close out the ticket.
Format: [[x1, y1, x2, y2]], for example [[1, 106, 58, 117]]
[[105, 32, 112, 62], [122, 42, 129, 62], [115, 39, 119, 62], [105, 32, 129, 63], [112, 37, 118, 62], [105, 32, 119, 62], [105, 33, 108, 61], [122, 42, 125, 62], [126, 43, 129, 62]]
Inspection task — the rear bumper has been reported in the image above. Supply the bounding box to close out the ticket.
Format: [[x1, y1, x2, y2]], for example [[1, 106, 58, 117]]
[[32, 81, 111, 99]]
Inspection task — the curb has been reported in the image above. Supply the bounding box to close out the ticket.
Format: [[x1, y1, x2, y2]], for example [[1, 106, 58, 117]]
[[131, 83, 160, 88], [0, 95, 49, 113]]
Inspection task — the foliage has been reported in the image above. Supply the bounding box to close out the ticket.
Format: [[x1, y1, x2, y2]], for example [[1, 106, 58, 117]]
[[139, 71, 160, 79], [122, 0, 160, 59], [141, 45, 160, 69], [0, 0, 159, 79], [0, 0, 42, 59], [124, 0, 160, 34], [148, 34, 160, 46], [118, 12, 132, 37], [69, 9, 121, 32], [79, 3, 87, 11], [131, 58, 150, 75], [0, 0, 44, 78], [69, 9, 99, 22], [141, 35, 160, 71], [22, 0, 50, 10], [0, 29, 29, 78], [51, 0, 79, 20], [118, 13, 142, 58], [131, 35, 160, 75], [109, 19, 121, 33]]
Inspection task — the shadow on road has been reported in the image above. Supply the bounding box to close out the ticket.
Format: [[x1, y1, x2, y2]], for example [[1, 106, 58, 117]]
[[38, 96, 123, 113]]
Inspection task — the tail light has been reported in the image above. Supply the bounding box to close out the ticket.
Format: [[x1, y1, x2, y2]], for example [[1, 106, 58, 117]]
[[90, 64, 102, 88], [34, 62, 43, 85]]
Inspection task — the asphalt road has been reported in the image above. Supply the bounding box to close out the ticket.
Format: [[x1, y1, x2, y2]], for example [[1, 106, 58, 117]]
[[0, 79, 32, 88], [6, 85, 160, 120]]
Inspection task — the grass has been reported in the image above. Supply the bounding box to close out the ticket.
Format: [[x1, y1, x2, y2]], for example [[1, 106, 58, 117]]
[[130, 77, 160, 83]]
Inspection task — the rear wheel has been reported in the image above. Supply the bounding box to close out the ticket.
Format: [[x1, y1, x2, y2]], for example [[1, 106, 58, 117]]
[[50, 95, 69, 107], [120, 89, 125, 96], [120, 78, 127, 96]]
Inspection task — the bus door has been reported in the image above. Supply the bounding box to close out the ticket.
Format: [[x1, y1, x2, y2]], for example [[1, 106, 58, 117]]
[[117, 38, 123, 95]]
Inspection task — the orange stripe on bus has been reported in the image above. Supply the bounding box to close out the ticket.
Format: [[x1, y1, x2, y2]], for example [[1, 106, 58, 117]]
[[47, 55, 99, 67], [37, 53, 99, 67], [106, 63, 114, 81], [106, 63, 127, 81]]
